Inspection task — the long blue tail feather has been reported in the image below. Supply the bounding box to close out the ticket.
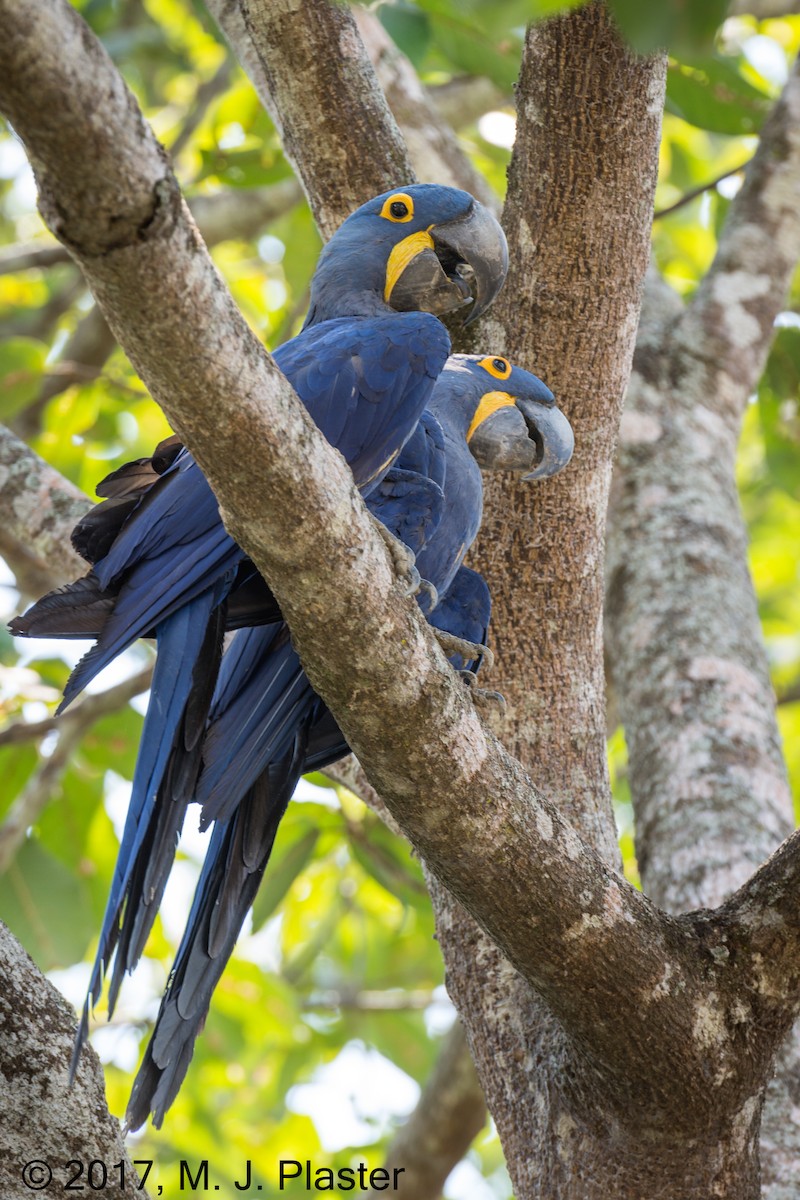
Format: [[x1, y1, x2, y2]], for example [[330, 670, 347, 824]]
[[73, 578, 233, 1074]]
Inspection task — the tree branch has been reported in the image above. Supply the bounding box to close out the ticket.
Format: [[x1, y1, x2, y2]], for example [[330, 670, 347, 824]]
[[0, 664, 153, 749], [653, 158, 751, 220], [605, 46, 800, 1192], [322, 762, 487, 1197], [352, 8, 497, 209], [0, 922, 145, 1199], [168, 57, 233, 160], [606, 64, 800, 907], [0, 425, 89, 598], [0, 665, 153, 874], [365, 1022, 487, 1200], [0, 178, 303, 277], [430, 76, 509, 131], [677, 53, 800, 428]]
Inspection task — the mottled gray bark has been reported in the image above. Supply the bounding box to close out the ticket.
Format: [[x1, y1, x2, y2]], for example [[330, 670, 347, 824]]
[[605, 57, 800, 1194], [0, 425, 88, 599], [0, 923, 144, 1200]]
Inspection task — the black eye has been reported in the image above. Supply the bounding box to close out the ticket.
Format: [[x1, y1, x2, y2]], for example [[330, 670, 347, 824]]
[[390, 200, 409, 219], [493, 358, 507, 373]]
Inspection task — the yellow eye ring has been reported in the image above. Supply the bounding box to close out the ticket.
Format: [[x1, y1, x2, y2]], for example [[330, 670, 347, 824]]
[[380, 192, 415, 223], [479, 356, 512, 380]]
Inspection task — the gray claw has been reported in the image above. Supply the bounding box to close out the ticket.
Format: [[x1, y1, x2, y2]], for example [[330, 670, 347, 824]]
[[434, 630, 494, 672], [401, 563, 422, 599], [372, 516, 421, 597], [419, 579, 438, 609], [462, 676, 506, 710]]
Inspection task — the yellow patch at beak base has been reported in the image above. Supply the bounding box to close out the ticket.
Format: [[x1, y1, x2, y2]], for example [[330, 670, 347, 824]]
[[384, 230, 435, 304], [466, 391, 516, 442]]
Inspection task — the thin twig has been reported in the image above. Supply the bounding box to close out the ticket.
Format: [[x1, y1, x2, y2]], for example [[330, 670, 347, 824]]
[[0, 663, 153, 873], [302, 987, 435, 1011], [653, 159, 751, 220], [0, 664, 154, 748], [168, 57, 233, 160]]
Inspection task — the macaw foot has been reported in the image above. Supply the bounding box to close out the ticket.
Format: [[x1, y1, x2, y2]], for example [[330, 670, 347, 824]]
[[460, 670, 507, 714], [433, 629, 495, 673], [372, 516, 436, 604]]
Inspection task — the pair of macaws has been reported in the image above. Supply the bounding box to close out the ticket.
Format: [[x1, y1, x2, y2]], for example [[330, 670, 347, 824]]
[[12, 184, 574, 1128]]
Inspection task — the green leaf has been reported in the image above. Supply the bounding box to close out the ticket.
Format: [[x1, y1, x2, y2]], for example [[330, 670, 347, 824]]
[[666, 58, 772, 136], [251, 827, 320, 930], [36, 763, 105, 871], [437, 32, 521, 91], [609, 0, 728, 56], [347, 820, 427, 908], [0, 745, 38, 820], [758, 330, 800, 502], [0, 338, 47, 420], [0, 839, 93, 969], [80, 703, 144, 782], [378, 3, 431, 67]]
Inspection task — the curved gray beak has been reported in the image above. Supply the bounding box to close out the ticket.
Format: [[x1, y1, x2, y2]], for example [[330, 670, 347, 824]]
[[469, 405, 538, 472], [434, 201, 509, 325], [388, 200, 508, 324], [516, 398, 575, 480]]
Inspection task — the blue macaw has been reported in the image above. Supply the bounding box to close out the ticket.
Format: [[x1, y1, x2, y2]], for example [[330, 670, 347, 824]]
[[116, 355, 574, 1128], [12, 185, 507, 659], [10, 184, 508, 1040]]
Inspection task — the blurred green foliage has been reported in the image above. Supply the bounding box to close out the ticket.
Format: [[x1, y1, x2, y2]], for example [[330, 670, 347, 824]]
[[0, 1, 799, 1196]]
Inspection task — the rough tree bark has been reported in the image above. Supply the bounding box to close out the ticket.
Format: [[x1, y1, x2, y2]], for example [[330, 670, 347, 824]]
[[2, 2, 800, 1199], [0, 923, 143, 1199], [607, 53, 800, 1198]]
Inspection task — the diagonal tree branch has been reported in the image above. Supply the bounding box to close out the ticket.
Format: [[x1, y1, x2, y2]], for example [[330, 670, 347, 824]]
[[0, 178, 303, 277], [365, 1022, 487, 1200], [0, 425, 89, 598]]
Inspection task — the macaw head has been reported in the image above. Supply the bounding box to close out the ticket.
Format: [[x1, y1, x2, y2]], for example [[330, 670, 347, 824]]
[[305, 185, 508, 328], [436, 354, 575, 480]]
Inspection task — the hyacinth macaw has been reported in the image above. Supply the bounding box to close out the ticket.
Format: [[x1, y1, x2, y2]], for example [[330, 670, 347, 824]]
[[113, 354, 574, 1128], [11, 185, 511, 1103], [12, 185, 507, 656]]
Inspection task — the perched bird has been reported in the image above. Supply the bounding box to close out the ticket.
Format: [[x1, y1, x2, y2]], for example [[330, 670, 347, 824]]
[[12, 185, 507, 660], [10, 186, 508, 1078], [117, 354, 574, 1128]]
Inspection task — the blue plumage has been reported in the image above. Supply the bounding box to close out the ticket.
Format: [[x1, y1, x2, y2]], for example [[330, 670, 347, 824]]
[[9, 190, 547, 1126], [120, 356, 573, 1129]]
